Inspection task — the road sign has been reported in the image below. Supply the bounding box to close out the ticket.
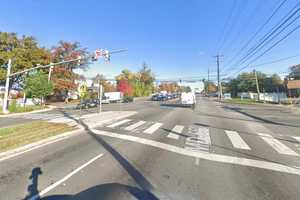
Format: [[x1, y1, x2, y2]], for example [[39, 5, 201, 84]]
[[78, 82, 87, 98]]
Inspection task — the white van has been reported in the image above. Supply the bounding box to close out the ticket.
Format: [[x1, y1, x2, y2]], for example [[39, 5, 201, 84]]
[[180, 92, 196, 106], [104, 92, 123, 103]]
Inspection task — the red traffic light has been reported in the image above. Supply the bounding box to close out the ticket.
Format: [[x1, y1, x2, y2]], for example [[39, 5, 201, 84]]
[[94, 49, 102, 59]]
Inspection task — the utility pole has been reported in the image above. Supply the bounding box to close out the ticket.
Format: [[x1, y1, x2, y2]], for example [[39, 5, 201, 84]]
[[254, 69, 260, 101], [98, 80, 103, 113], [2, 59, 12, 114], [214, 54, 223, 101], [48, 63, 53, 83], [208, 67, 210, 82]]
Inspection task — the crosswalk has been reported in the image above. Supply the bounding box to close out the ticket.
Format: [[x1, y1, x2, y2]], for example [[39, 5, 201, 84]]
[[104, 118, 300, 158], [143, 122, 163, 134], [19, 113, 300, 158], [225, 130, 251, 150], [167, 125, 184, 139]]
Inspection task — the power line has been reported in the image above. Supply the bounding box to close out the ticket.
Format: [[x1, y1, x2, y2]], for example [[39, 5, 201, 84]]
[[229, 24, 300, 76], [215, 0, 238, 53], [237, 3, 300, 66], [224, 1, 252, 51], [221, 0, 287, 73]]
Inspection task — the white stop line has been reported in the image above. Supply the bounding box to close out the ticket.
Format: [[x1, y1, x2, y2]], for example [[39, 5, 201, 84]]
[[91, 129, 300, 176]]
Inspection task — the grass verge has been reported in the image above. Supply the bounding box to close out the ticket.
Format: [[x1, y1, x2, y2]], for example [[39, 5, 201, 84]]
[[0, 104, 46, 114], [223, 98, 259, 105], [0, 121, 76, 153]]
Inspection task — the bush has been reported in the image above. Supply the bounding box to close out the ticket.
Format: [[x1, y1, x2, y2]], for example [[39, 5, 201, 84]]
[[8, 99, 17, 112]]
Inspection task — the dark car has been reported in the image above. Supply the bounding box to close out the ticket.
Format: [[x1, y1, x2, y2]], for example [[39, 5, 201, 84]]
[[123, 96, 134, 103], [151, 94, 160, 101], [158, 94, 168, 101], [76, 99, 98, 109]]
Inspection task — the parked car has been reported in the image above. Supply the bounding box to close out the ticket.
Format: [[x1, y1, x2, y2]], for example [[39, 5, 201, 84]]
[[76, 99, 98, 109], [151, 94, 160, 101], [158, 94, 168, 101]]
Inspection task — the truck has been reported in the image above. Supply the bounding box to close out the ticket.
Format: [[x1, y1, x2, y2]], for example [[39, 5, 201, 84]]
[[104, 92, 123, 103], [180, 92, 196, 107]]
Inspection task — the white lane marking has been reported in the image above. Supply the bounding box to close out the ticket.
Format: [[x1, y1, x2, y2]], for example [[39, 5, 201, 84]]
[[107, 119, 132, 128], [29, 154, 103, 200], [143, 122, 163, 134], [167, 125, 184, 139], [195, 157, 200, 165], [225, 130, 251, 150], [292, 136, 300, 142], [258, 133, 299, 156], [124, 121, 146, 131], [28, 153, 104, 200], [91, 129, 300, 176]]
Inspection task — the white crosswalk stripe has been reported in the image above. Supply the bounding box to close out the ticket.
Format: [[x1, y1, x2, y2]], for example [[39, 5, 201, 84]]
[[258, 133, 299, 156], [292, 136, 300, 142], [167, 125, 184, 140], [107, 119, 132, 128], [185, 126, 211, 152], [124, 121, 146, 131], [143, 122, 163, 134], [225, 130, 251, 150]]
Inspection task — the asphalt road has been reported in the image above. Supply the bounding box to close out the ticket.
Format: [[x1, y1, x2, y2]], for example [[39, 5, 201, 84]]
[[1, 96, 300, 200]]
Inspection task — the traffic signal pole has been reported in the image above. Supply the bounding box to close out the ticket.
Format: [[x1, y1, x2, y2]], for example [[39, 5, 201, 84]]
[[1, 49, 127, 114], [2, 59, 12, 114]]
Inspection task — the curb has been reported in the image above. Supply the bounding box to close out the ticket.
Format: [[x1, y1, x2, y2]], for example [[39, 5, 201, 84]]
[[0, 128, 84, 162], [0, 105, 56, 118]]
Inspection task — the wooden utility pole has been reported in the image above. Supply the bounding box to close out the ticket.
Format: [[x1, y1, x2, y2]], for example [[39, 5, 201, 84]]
[[254, 69, 260, 101], [214, 55, 223, 100]]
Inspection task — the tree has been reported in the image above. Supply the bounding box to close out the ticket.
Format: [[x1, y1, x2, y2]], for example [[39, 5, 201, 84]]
[[117, 79, 134, 97], [115, 63, 155, 97], [51, 41, 89, 95], [288, 64, 300, 80], [0, 32, 51, 86], [136, 62, 155, 96], [92, 74, 116, 92], [24, 71, 53, 105], [159, 82, 180, 92]]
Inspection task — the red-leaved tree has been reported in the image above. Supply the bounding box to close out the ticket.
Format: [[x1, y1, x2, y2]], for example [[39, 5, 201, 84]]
[[117, 79, 134, 96]]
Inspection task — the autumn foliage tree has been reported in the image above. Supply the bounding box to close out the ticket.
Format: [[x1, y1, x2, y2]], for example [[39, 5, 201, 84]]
[[92, 74, 116, 92], [117, 79, 134, 97], [51, 41, 88, 96]]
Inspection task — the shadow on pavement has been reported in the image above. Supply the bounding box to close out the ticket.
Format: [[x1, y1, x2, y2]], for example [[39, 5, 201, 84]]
[[25, 167, 43, 199], [194, 122, 300, 145], [25, 108, 160, 200], [41, 183, 157, 200], [161, 128, 190, 138], [222, 106, 300, 128]]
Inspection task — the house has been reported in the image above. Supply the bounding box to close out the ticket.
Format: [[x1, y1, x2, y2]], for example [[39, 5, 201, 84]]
[[287, 80, 300, 97]]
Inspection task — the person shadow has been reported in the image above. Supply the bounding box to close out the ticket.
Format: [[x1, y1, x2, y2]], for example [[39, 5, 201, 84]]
[[25, 167, 42, 200]]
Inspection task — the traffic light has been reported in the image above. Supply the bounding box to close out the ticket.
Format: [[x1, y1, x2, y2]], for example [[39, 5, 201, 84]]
[[77, 56, 82, 66], [104, 50, 110, 62]]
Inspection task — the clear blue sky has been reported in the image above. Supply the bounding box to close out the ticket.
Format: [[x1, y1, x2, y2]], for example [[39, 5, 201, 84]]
[[1, 0, 300, 81]]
